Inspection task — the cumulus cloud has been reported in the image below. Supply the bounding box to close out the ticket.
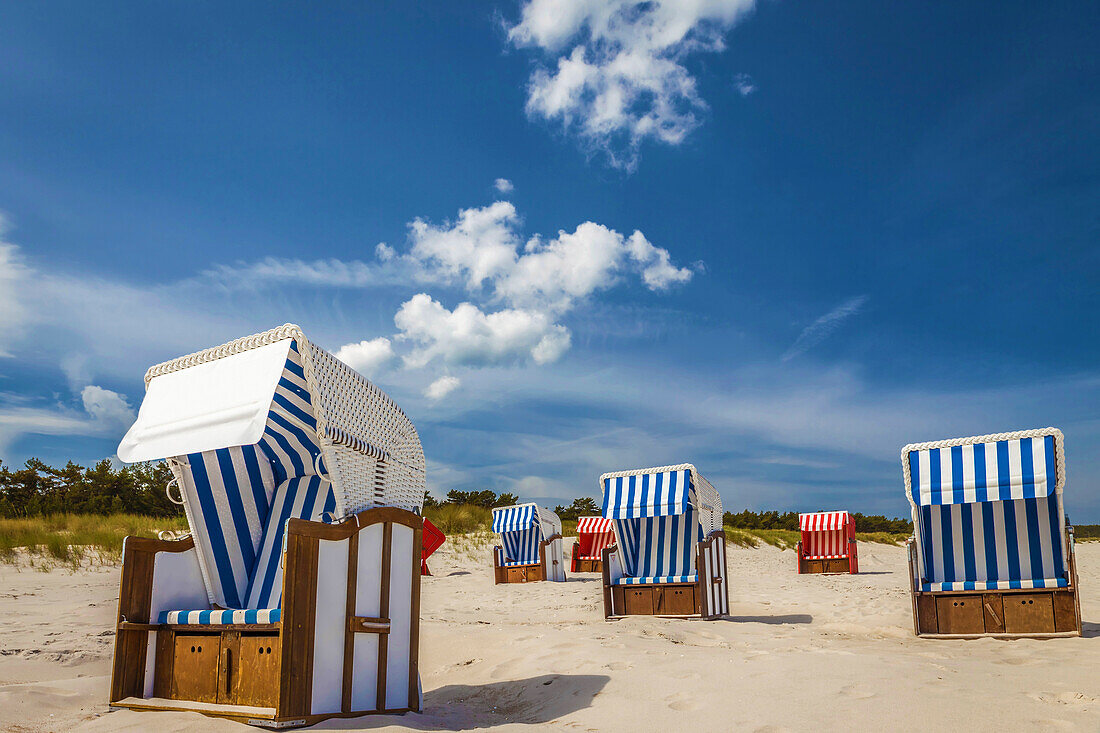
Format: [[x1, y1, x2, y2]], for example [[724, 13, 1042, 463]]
[[782, 296, 868, 361], [395, 294, 570, 368], [80, 385, 136, 430], [335, 337, 396, 376], [494, 178, 515, 194], [424, 375, 461, 401], [411, 203, 691, 313], [508, 0, 756, 169]]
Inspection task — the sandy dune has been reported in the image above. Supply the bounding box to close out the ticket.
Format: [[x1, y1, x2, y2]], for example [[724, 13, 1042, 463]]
[[1, 539, 1097, 732]]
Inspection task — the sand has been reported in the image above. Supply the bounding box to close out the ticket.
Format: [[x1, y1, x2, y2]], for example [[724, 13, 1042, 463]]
[[1, 540, 1097, 732]]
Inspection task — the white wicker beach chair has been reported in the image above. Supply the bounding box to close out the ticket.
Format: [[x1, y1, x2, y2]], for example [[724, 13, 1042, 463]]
[[491, 503, 566, 583], [599, 465, 728, 619], [902, 428, 1081, 637], [110, 324, 427, 727]]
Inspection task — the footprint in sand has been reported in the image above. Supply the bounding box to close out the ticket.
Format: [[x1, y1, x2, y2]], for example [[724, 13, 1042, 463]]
[[604, 661, 632, 671], [839, 684, 875, 700], [666, 693, 701, 711], [1031, 691, 1099, 706]]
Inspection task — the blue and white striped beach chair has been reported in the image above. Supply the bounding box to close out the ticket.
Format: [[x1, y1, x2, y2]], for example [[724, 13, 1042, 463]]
[[491, 503, 566, 583], [111, 324, 429, 725], [599, 465, 729, 619], [902, 428, 1081, 637]]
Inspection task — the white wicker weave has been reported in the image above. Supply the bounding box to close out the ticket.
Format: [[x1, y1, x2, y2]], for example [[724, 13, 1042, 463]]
[[146, 324, 425, 517], [598, 463, 724, 535]]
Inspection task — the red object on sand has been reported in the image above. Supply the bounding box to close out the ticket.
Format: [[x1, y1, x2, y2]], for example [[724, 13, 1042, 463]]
[[421, 517, 445, 575]]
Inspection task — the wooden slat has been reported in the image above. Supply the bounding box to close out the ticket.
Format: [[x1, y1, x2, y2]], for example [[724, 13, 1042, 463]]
[[341, 532, 358, 714], [277, 531, 319, 717], [408, 522, 423, 712], [376, 521, 392, 711], [110, 545, 154, 702]]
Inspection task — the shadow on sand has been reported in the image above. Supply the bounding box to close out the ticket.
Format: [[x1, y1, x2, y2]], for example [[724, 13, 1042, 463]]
[[723, 614, 813, 625], [319, 674, 610, 731], [1080, 621, 1100, 639]]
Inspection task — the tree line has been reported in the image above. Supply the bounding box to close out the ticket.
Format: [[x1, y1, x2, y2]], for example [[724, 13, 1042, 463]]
[[0, 458, 181, 518]]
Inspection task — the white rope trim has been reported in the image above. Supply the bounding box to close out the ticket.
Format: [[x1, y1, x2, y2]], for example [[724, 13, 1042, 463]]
[[900, 427, 1065, 508]]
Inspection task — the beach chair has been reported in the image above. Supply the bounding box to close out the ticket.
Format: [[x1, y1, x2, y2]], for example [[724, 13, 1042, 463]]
[[491, 504, 566, 583], [797, 511, 857, 574], [571, 516, 615, 573], [421, 517, 445, 576], [902, 428, 1082, 638], [110, 324, 427, 727], [600, 465, 729, 619]]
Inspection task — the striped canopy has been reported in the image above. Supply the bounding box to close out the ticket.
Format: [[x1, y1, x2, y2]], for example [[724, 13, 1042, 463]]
[[576, 516, 614, 534], [601, 469, 694, 518], [799, 511, 850, 532], [902, 429, 1069, 592], [492, 504, 541, 534], [906, 434, 1058, 507]]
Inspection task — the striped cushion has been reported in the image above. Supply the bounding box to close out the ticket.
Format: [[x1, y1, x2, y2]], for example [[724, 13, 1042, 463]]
[[502, 560, 537, 567], [916, 495, 1066, 588], [614, 510, 700, 580], [920, 577, 1068, 592], [244, 475, 337, 609], [613, 575, 698, 585], [159, 608, 281, 625], [501, 526, 542, 565], [804, 529, 851, 559]]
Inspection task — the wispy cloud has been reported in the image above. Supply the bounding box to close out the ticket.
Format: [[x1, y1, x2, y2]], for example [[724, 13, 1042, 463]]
[[733, 73, 756, 96], [493, 178, 514, 194], [782, 295, 868, 362]]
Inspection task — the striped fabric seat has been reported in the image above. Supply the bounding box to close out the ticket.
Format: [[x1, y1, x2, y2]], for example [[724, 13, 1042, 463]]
[[905, 431, 1069, 593], [575, 516, 615, 560], [501, 560, 538, 567], [165, 343, 338, 624], [800, 511, 853, 559], [159, 608, 281, 625], [613, 575, 698, 585], [500, 527, 541, 565], [602, 470, 703, 584]]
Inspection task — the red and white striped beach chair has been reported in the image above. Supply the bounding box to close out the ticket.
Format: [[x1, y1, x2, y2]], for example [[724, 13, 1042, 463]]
[[570, 516, 615, 573], [797, 511, 857, 574]]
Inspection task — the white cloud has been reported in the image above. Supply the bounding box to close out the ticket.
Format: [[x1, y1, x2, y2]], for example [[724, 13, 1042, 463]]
[[733, 72, 756, 96], [424, 375, 461, 401], [782, 296, 868, 361], [80, 385, 135, 430], [394, 293, 570, 368], [494, 178, 515, 194], [375, 242, 396, 261], [508, 0, 757, 169], [335, 337, 396, 376], [0, 222, 31, 356]]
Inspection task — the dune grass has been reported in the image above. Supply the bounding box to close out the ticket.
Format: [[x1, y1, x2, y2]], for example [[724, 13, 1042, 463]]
[[0, 513, 188, 568]]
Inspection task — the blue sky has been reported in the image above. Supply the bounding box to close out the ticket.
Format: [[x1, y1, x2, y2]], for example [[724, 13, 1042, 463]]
[[1, 1, 1097, 520]]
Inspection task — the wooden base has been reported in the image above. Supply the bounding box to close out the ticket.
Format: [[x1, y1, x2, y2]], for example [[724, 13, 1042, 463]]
[[110, 507, 423, 726], [494, 562, 545, 584], [572, 557, 602, 573], [608, 583, 700, 617], [111, 696, 416, 729], [912, 588, 1081, 637], [799, 556, 853, 574]]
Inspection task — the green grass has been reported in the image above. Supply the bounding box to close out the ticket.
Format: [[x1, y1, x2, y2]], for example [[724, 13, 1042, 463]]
[[0, 513, 189, 568], [423, 504, 492, 535], [723, 526, 908, 550]]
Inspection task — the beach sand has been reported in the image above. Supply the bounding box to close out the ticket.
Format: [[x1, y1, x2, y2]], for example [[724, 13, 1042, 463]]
[[1, 539, 1097, 732]]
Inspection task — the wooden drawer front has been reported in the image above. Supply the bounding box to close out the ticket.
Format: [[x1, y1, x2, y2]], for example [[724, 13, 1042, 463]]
[[506, 567, 528, 583], [982, 594, 1005, 633], [1053, 592, 1078, 633], [1003, 593, 1055, 634], [915, 594, 938, 634], [171, 634, 220, 703], [623, 587, 655, 615], [657, 586, 696, 615], [824, 558, 850, 574], [234, 635, 281, 708], [802, 559, 824, 574], [935, 595, 984, 634]]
